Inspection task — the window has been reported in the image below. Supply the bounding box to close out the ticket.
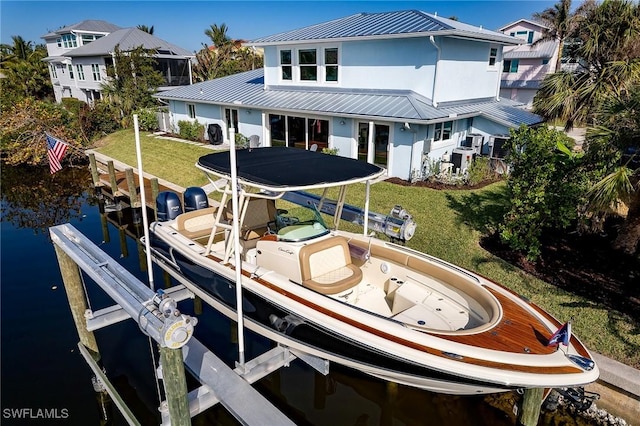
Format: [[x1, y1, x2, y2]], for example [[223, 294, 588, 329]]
[[57, 38, 62, 47], [225, 108, 238, 137], [61, 33, 77, 48], [50, 64, 57, 79], [76, 64, 85, 80], [542, 58, 550, 65], [187, 103, 196, 119], [434, 121, 453, 141], [81, 34, 102, 44], [503, 59, 519, 73], [510, 31, 534, 44], [325, 48, 338, 82], [67, 64, 74, 79], [488, 47, 498, 66], [91, 64, 101, 81], [299, 49, 317, 81], [280, 50, 292, 81]]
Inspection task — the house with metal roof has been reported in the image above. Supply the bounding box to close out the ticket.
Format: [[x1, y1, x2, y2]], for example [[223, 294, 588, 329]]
[[41, 20, 194, 103], [498, 19, 561, 108], [156, 10, 544, 179]]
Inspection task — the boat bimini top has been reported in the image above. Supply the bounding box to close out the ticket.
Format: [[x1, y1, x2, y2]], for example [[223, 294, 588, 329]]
[[196, 147, 386, 192]]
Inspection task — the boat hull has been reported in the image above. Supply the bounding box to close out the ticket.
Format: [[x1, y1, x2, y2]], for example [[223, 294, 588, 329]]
[[148, 231, 598, 395]]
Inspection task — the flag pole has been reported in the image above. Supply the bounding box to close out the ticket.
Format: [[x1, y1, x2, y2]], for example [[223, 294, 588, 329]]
[[134, 114, 155, 290]]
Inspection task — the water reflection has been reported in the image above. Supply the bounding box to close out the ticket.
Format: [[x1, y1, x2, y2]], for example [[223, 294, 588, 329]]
[[0, 165, 92, 233]]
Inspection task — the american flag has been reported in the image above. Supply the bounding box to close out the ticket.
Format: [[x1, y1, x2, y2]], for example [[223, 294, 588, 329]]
[[547, 321, 571, 347], [46, 133, 68, 174]]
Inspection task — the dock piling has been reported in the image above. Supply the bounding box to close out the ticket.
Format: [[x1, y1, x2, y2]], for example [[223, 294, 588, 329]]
[[160, 347, 190, 426], [518, 387, 544, 426]]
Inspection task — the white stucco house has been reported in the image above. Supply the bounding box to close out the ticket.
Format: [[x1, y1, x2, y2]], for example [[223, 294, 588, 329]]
[[156, 10, 543, 180], [41, 20, 194, 104], [498, 19, 561, 108]]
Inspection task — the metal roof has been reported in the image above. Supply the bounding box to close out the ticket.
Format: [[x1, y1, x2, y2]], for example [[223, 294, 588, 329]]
[[249, 10, 520, 46], [65, 28, 193, 57], [155, 69, 542, 128], [41, 20, 122, 38], [504, 40, 557, 59]]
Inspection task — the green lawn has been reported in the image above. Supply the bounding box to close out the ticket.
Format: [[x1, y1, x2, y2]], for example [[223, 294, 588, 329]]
[[95, 129, 640, 369]]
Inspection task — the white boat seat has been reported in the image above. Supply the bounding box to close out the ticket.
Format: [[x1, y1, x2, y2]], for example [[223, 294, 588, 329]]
[[299, 236, 362, 294], [174, 207, 218, 239], [228, 198, 277, 241]]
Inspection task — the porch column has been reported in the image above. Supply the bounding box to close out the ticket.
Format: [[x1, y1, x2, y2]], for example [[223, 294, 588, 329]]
[[367, 121, 375, 164]]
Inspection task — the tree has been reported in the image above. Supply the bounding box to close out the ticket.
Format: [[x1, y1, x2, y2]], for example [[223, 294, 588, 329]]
[[533, 0, 640, 129], [193, 23, 263, 82], [204, 23, 230, 48], [100, 45, 164, 127], [583, 86, 640, 254], [532, 0, 582, 72], [0, 36, 53, 107], [499, 125, 586, 259], [136, 24, 154, 34]]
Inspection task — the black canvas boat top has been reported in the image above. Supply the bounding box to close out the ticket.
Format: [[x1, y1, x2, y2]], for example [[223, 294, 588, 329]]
[[197, 147, 386, 191]]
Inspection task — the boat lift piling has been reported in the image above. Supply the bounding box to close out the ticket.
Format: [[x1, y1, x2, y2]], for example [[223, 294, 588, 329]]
[[50, 223, 299, 425]]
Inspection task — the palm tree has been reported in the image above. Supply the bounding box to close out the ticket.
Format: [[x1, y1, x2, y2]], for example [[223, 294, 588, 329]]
[[532, 0, 576, 71], [0, 36, 52, 103], [533, 0, 640, 129], [204, 23, 231, 48], [136, 24, 154, 35], [584, 86, 640, 254]]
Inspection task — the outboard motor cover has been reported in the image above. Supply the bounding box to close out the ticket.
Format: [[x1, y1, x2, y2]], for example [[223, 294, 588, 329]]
[[183, 187, 209, 212], [156, 191, 183, 222]]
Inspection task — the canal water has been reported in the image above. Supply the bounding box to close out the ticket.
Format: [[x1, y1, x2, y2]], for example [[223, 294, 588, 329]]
[[0, 165, 593, 425]]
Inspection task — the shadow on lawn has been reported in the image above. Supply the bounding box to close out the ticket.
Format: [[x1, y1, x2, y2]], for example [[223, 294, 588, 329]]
[[444, 184, 511, 235]]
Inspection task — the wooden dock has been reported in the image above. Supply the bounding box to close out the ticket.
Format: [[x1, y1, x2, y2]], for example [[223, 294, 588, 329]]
[[88, 150, 185, 210]]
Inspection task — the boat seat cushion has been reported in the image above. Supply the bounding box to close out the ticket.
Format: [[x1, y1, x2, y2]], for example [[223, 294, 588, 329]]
[[299, 236, 362, 294], [228, 198, 276, 240], [174, 207, 218, 239]]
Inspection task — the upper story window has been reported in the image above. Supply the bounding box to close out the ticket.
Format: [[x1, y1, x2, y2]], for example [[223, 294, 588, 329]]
[[61, 33, 77, 48], [278, 46, 340, 84], [542, 58, 550, 65], [81, 34, 103, 45], [510, 30, 535, 44], [91, 64, 101, 81], [76, 64, 85, 80], [67, 64, 74, 79], [434, 121, 453, 141], [503, 59, 519, 73], [57, 38, 62, 47], [325, 48, 338, 82], [488, 47, 498, 67], [50, 64, 57, 79], [299, 49, 317, 81], [280, 50, 292, 80]]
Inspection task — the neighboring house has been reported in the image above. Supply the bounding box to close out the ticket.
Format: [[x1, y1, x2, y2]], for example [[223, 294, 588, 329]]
[[498, 19, 560, 108], [41, 20, 194, 104], [156, 10, 543, 179]]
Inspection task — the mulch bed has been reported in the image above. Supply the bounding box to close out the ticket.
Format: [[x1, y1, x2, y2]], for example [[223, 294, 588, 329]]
[[385, 177, 503, 190]]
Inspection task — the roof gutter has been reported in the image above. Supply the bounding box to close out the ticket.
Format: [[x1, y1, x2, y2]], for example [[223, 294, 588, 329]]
[[429, 36, 440, 108]]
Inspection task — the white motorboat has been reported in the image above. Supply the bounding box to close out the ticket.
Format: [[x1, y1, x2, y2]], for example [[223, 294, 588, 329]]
[[148, 147, 598, 395]]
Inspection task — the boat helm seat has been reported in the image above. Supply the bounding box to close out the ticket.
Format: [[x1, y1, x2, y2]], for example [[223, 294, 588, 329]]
[[299, 236, 362, 295]]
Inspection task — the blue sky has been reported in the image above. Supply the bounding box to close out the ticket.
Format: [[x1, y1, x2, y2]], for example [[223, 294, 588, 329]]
[[1, 1, 556, 52]]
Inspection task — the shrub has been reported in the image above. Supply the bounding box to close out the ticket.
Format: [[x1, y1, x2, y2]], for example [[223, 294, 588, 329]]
[[177, 120, 204, 142], [61, 97, 86, 116], [321, 147, 339, 155], [134, 108, 158, 131], [235, 133, 249, 149], [80, 100, 121, 140], [466, 156, 497, 186], [499, 125, 586, 259]]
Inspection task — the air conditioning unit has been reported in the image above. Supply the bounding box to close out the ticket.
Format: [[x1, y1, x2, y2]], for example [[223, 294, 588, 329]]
[[488, 135, 510, 159], [464, 133, 484, 155], [452, 147, 476, 172]]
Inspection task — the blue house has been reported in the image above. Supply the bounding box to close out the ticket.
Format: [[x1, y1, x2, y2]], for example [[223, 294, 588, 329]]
[[156, 10, 543, 179]]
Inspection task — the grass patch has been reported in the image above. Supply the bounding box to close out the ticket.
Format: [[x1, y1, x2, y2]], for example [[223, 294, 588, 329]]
[[94, 130, 640, 369]]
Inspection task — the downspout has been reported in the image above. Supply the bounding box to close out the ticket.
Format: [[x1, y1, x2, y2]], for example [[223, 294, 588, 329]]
[[429, 36, 440, 108]]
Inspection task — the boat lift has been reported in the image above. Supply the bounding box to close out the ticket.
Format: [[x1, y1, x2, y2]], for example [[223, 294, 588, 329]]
[[50, 223, 305, 425]]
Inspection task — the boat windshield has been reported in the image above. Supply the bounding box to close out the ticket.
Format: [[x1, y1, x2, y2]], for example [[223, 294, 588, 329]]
[[275, 202, 330, 242]]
